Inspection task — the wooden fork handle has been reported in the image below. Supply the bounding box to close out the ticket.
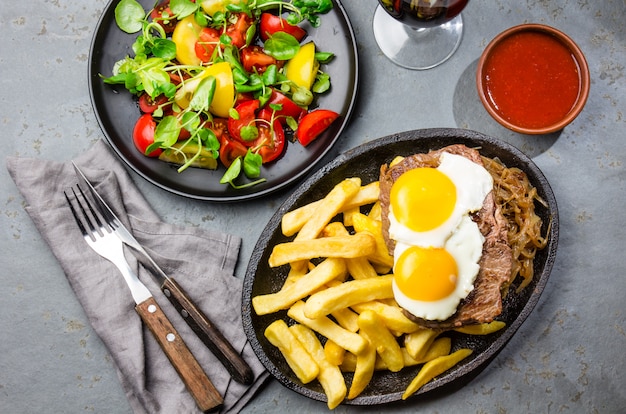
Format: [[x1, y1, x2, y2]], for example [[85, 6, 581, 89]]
[[136, 297, 223, 413]]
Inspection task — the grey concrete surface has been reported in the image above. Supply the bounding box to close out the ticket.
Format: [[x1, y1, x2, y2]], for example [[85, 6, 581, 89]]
[[1, 0, 625, 413]]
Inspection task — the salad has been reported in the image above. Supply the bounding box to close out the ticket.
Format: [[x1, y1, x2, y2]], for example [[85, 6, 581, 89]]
[[103, 0, 339, 188]]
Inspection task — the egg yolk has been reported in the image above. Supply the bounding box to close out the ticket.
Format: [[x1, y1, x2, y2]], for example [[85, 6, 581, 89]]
[[394, 246, 458, 301], [390, 167, 456, 232]]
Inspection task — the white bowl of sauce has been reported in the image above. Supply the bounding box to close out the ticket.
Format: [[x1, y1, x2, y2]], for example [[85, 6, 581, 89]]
[[476, 24, 590, 135]]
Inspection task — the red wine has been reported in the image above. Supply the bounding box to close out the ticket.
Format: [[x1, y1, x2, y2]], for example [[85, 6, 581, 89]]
[[378, 0, 469, 29]]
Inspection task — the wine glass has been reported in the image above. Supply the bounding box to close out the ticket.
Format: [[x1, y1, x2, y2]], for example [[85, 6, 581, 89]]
[[373, 0, 469, 70]]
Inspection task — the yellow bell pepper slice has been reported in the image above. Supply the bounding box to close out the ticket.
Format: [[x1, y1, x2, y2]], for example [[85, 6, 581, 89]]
[[172, 15, 203, 66], [175, 62, 235, 118], [285, 42, 319, 90]]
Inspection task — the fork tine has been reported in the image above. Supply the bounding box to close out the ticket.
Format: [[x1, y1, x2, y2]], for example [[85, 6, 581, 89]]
[[66, 185, 113, 241], [76, 180, 120, 233], [64, 190, 89, 238], [75, 185, 107, 232]]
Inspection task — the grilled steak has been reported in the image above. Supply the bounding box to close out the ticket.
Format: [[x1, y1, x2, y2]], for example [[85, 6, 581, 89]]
[[379, 144, 513, 329]]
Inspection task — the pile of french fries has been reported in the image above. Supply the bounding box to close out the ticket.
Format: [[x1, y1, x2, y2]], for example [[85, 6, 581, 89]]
[[252, 177, 505, 409]]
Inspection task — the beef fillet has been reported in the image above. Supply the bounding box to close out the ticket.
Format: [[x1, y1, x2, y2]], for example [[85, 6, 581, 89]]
[[379, 144, 513, 329]]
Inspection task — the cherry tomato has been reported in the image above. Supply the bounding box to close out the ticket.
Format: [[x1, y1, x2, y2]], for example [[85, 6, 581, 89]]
[[195, 27, 221, 63], [133, 114, 161, 157], [138, 93, 170, 114], [295, 109, 340, 146], [206, 117, 229, 140], [241, 46, 277, 73], [253, 108, 285, 163], [227, 99, 260, 145], [172, 15, 203, 66], [285, 42, 317, 90], [219, 138, 248, 168], [150, 1, 176, 34], [265, 89, 306, 123], [225, 13, 253, 48], [174, 62, 235, 118], [235, 92, 255, 106], [168, 71, 187, 85], [259, 13, 307, 42]]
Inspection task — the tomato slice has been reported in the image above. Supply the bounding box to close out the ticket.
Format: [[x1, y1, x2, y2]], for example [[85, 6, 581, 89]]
[[133, 114, 161, 157], [225, 13, 253, 48], [195, 27, 221, 63], [150, 1, 176, 34], [138, 93, 170, 114], [241, 46, 277, 74], [265, 89, 306, 124], [227, 99, 260, 145], [253, 109, 285, 163], [206, 117, 229, 140], [259, 13, 307, 42], [295, 109, 340, 146], [219, 138, 248, 168]]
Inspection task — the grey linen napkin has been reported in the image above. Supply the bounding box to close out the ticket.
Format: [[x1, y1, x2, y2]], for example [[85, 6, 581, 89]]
[[6, 140, 268, 413]]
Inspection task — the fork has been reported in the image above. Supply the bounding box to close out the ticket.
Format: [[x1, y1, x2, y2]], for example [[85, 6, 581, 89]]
[[64, 185, 223, 413]]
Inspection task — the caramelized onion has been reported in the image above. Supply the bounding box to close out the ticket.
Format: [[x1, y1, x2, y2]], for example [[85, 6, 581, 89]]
[[481, 156, 549, 293]]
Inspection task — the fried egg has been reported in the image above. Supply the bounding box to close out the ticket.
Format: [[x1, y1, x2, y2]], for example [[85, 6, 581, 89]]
[[389, 152, 493, 321]]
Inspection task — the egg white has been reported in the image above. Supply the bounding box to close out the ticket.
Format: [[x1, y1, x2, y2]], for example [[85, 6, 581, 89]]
[[389, 152, 494, 321], [388, 152, 494, 248], [392, 215, 485, 321]]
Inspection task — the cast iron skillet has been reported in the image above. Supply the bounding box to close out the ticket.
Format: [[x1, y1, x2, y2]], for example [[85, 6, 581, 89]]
[[242, 128, 559, 406], [89, 0, 358, 201]]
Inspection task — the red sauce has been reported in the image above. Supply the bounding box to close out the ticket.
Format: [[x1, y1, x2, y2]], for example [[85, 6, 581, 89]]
[[482, 30, 582, 129]]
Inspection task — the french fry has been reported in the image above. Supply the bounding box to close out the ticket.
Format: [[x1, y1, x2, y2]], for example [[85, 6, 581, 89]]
[[268, 233, 376, 267], [252, 258, 347, 315], [281, 200, 322, 238], [303, 275, 394, 319], [283, 262, 310, 286], [389, 156, 405, 168], [342, 206, 360, 228], [321, 222, 379, 280], [404, 329, 440, 360], [345, 181, 381, 210], [402, 348, 473, 400], [288, 301, 367, 355], [264, 320, 319, 384], [368, 200, 382, 221], [347, 331, 376, 400], [330, 307, 360, 333], [294, 178, 361, 242], [351, 212, 394, 268], [453, 321, 506, 335], [289, 324, 347, 409], [340, 337, 452, 372], [321, 221, 350, 237], [416, 337, 452, 364], [346, 257, 379, 280], [351, 300, 421, 334], [281, 181, 380, 237], [324, 339, 346, 366], [372, 262, 393, 275], [357, 310, 404, 372]]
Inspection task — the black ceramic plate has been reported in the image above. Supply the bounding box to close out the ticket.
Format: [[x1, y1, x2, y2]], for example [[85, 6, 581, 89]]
[[242, 128, 559, 406], [89, 0, 358, 201]]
